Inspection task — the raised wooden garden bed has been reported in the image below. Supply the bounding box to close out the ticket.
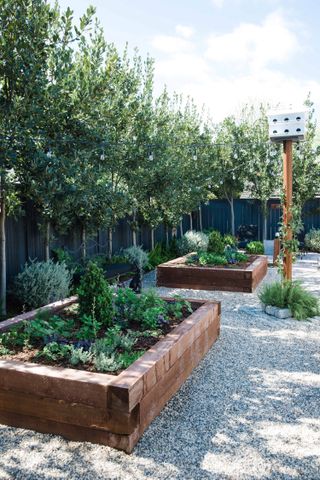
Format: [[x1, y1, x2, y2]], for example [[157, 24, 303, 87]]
[[157, 254, 268, 293], [0, 296, 220, 453]]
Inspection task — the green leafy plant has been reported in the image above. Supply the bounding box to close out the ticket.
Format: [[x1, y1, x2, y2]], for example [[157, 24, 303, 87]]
[[69, 346, 93, 366], [223, 234, 237, 247], [207, 230, 225, 255], [36, 342, 71, 362], [14, 260, 72, 309], [259, 281, 320, 320], [0, 344, 12, 356], [305, 229, 320, 252], [77, 262, 113, 326], [246, 241, 264, 255], [25, 313, 74, 344], [142, 307, 167, 329], [178, 230, 209, 255], [123, 246, 149, 271], [114, 287, 141, 326], [147, 243, 173, 269], [76, 314, 102, 341], [167, 297, 192, 319]]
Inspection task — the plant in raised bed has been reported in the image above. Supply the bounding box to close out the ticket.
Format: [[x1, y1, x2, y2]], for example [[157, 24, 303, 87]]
[[186, 247, 248, 267], [0, 280, 195, 375], [259, 281, 320, 320], [77, 261, 114, 327], [246, 241, 264, 255], [178, 230, 209, 255], [207, 230, 225, 254]]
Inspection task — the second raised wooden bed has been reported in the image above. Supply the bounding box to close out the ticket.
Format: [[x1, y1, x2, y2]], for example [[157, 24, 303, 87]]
[[156, 254, 268, 293]]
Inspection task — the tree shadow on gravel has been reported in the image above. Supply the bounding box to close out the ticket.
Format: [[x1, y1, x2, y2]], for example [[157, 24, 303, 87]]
[[0, 317, 319, 480]]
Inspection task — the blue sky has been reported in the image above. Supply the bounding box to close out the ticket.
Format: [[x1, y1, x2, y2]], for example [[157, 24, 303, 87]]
[[54, 0, 320, 121]]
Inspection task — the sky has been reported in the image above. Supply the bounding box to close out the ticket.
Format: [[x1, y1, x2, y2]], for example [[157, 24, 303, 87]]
[[54, 0, 320, 122]]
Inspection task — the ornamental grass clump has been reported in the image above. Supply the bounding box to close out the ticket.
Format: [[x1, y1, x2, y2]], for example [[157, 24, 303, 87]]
[[259, 281, 319, 320], [14, 260, 72, 309]]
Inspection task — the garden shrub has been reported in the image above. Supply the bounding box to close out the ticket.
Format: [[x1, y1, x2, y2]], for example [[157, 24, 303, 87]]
[[246, 241, 264, 255], [14, 259, 72, 309], [124, 246, 149, 271], [207, 230, 225, 254], [178, 230, 209, 255], [223, 234, 237, 247], [305, 229, 320, 252], [259, 281, 320, 320], [77, 261, 113, 326]]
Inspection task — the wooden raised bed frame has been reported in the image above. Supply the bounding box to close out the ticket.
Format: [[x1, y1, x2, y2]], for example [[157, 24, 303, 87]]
[[157, 254, 268, 293], [0, 296, 220, 453]]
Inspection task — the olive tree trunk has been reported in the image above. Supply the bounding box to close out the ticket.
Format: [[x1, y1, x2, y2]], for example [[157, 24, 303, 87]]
[[227, 197, 235, 236], [0, 176, 6, 316], [81, 225, 87, 260], [189, 212, 193, 231], [180, 220, 184, 238], [198, 204, 203, 231], [151, 228, 155, 250], [108, 227, 113, 260], [44, 220, 50, 261]]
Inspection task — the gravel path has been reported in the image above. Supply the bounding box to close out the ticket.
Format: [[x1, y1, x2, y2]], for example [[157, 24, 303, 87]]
[[1, 255, 320, 480]]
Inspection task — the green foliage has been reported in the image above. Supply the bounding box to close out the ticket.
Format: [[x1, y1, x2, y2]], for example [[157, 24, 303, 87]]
[[142, 307, 167, 329], [0, 344, 12, 356], [36, 342, 71, 362], [187, 249, 247, 266], [25, 313, 74, 344], [234, 252, 248, 262], [14, 260, 72, 309], [124, 246, 149, 271], [178, 230, 209, 255], [223, 234, 237, 247], [259, 281, 320, 320], [114, 287, 141, 326], [167, 296, 193, 319], [207, 230, 225, 254], [305, 229, 320, 252], [77, 261, 113, 326], [246, 241, 264, 255], [69, 346, 93, 366], [147, 243, 174, 269], [76, 314, 102, 341]]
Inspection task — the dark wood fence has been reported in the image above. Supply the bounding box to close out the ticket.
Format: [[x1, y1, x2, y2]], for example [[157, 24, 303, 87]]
[[5, 198, 320, 281]]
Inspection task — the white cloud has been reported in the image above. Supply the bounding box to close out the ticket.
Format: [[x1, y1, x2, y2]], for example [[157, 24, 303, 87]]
[[151, 34, 193, 54], [206, 12, 299, 70], [175, 24, 195, 39], [211, 0, 225, 8], [151, 11, 320, 123]]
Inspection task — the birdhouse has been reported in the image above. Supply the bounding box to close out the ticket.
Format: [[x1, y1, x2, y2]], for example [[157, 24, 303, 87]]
[[267, 109, 306, 142]]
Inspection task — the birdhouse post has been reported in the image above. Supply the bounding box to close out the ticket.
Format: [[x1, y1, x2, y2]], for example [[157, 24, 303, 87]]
[[267, 109, 306, 281]]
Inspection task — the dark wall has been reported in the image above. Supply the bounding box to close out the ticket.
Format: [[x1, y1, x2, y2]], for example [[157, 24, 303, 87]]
[[5, 198, 320, 281]]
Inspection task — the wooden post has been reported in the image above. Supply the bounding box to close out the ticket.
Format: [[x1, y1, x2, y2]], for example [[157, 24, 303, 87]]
[[283, 140, 293, 281]]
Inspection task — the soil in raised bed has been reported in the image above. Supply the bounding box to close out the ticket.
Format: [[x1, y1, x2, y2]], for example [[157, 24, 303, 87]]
[[1, 300, 201, 375]]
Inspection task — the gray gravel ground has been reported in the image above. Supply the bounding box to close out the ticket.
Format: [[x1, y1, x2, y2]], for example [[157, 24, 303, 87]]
[[1, 254, 320, 480]]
